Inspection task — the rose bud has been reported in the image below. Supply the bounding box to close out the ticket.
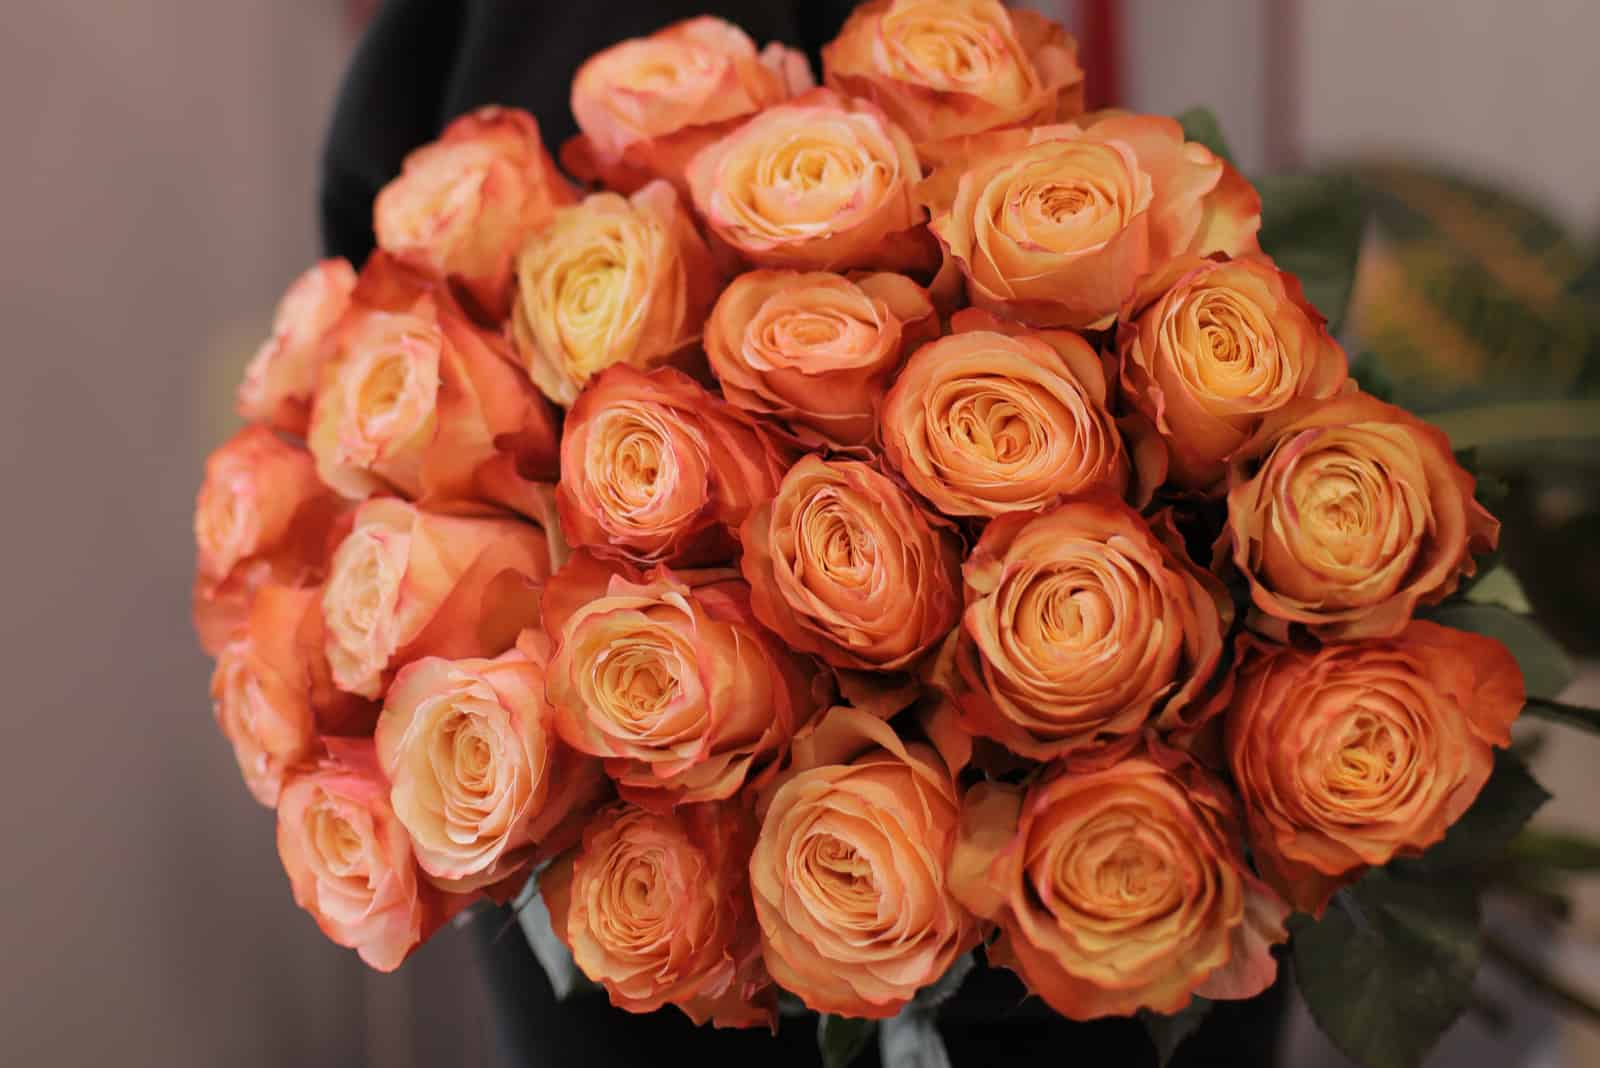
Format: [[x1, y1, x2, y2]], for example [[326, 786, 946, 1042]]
[[1117, 254, 1348, 492], [373, 107, 574, 319], [558, 365, 791, 567], [924, 115, 1260, 330], [542, 801, 773, 1028], [542, 552, 822, 811], [308, 254, 560, 505], [882, 308, 1129, 518], [822, 0, 1084, 158], [705, 269, 936, 449], [1221, 390, 1499, 640], [212, 585, 378, 807], [321, 499, 556, 699], [1226, 622, 1524, 914], [276, 740, 465, 971], [686, 89, 933, 273], [511, 181, 720, 407], [949, 743, 1288, 1019], [563, 16, 813, 195], [237, 259, 357, 434], [376, 651, 607, 893], [938, 495, 1229, 760], [750, 706, 977, 1018]]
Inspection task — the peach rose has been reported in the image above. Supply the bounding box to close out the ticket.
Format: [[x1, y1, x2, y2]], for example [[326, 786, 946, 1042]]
[[1221, 390, 1499, 640], [686, 89, 933, 272], [740, 457, 962, 675], [373, 107, 574, 318], [563, 16, 813, 194], [308, 255, 560, 505], [542, 553, 821, 811], [237, 259, 357, 434], [949, 744, 1288, 1019], [511, 180, 720, 406], [882, 308, 1129, 517], [822, 0, 1083, 155], [1225, 622, 1524, 914], [925, 115, 1261, 330], [749, 706, 976, 1018], [543, 801, 772, 1028], [212, 585, 377, 807], [321, 499, 555, 699], [705, 269, 936, 448], [1118, 254, 1348, 492], [277, 740, 462, 971], [557, 365, 791, 566], [939, 495, 1229, 760], [376, 651, 606, 893]]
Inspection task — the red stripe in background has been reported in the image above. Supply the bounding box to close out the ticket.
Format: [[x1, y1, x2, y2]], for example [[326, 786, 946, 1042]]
[[1078, 0, 1124, 110]]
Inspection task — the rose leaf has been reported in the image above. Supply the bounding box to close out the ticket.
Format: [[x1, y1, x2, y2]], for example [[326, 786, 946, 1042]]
[[1176, 107, 1235, 164], [514, 889, 584, 1000], [1423, 601, 1575, 700], [1409, 748, 1550, 873], [1138, 997, 1213, 1067], [817, 1014, 878, 1068], [1256, 173, 1366, 335]]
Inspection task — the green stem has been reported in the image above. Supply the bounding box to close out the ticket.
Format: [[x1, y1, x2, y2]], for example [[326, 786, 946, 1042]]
[[1525, 697, 1600, 734], [1430, 399, 1600, 450], [1483, 934, 1600, 1031]]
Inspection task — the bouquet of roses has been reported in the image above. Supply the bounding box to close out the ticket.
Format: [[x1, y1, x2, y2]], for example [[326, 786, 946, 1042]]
[[192, 3, 1587, 1065]]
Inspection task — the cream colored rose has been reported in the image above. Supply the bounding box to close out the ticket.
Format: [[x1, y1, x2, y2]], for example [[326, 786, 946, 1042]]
[[237, 259, 356, 434]]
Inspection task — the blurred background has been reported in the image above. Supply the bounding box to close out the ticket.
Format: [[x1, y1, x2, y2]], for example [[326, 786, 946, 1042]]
[[1, 1, 1596, 1065]]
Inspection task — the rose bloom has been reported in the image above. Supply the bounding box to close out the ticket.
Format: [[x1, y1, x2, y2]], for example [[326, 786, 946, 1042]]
[[949, 744, 1288, 1019], [940, 494, 1229, 760], [1222, 389, 1499, 640], [750, 705, 976, 1018], [1118, 254, 1348, 492], [511, 180, 720, 407], [557, 365, 791, 566], [925, 115, 1261, 330], [237, 259, 356, 434], [212, 585, 377, 807], [321, 498, 555, 699], [308, 254, 560, 504], [543, 801, 772, 1028], [376, 651, 606, 893], [822, 0, 1084, 155], [705, 269, 936, 448], [277, 740, 462, 971], [741, 457, 962, 675], [882, 308, 1129, 517], [563, 16, 813, 194], [1226, 622, 1523, 914], [373, 107, 574, 318], [686, 89, 933, 273], [542, 553, 821, 811]]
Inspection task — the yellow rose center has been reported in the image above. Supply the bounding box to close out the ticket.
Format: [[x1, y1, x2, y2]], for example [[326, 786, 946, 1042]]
[[797, 490, 876, 586], [881, 0, 1026, 97], [308, 798, 367, 884], [799, 831, 879, 925], [1175, 284, 1288, 412]]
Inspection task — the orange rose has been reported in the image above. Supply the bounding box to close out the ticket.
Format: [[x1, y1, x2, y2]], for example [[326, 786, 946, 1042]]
[[563, 16, 813, 194], [542, 553, 821, 810], [321, 499, 555, 699], [212, 586, 377, 807], [686, 89, 933, 272], [705, 269, 936, 448], [822, 0, 1083, 155], [1222, 390, 1499, 639], [740, 457, 962, 675], [750, 706, 976, 1018], [949, 744, 1288, 1019], [376, 651, 606, 893], [237, 259, 356, 434], [882, 308, 1129, 517], [1118, 254, 1348, 492], [925, 115, 1260, 330], [1225, 622, 1524, 914], [373, 107, 574, 318], [940, 495, 1229, 760], [308, 255, 560, 505], [557, 365, 791, 566], [511, 181, 720, 406], [543, 800, 772, 1028]]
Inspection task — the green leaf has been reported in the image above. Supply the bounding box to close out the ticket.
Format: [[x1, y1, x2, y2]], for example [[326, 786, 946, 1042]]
[[1412, 749, 1549, 872], [1506, 828, 1600, 874], [1139, 998, 1213, 1067], [1293, 869, 1482, 1068], [1423, 601, 1575, 699], [1256, 173, 1366, 334], [1349, 349, 1398, 403], [1176, 107, 1234, 164], [515, 889, 585, 1000], [1463, 565, 1533, 614], [818, 1014, 877, 1068], [1523, 697, 1600, 735]]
